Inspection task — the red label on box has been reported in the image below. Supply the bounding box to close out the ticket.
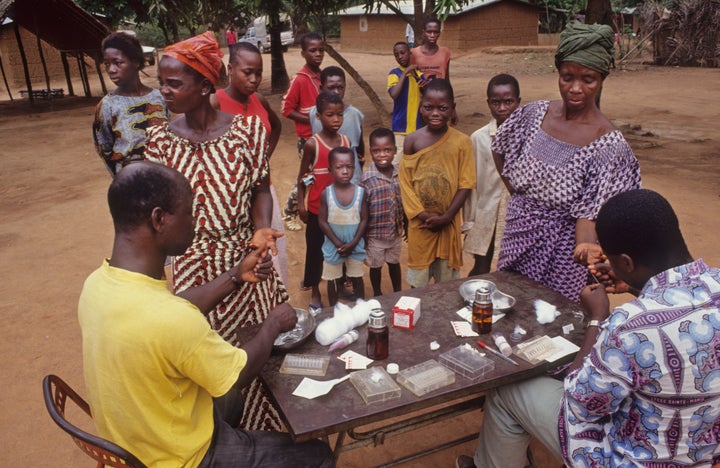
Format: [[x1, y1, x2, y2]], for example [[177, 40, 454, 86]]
[[392, 296, 421, 330]]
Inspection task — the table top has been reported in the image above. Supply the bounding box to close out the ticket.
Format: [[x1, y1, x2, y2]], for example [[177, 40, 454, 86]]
[[240, 271, 587, 442]]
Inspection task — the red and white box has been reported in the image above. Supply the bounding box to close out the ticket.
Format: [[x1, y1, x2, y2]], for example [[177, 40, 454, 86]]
[[392, 296, 421, 330]]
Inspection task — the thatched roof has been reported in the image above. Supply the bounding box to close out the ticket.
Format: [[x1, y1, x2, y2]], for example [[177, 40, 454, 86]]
[[2, 0, 109, 55], [641, 0, 720, 67]]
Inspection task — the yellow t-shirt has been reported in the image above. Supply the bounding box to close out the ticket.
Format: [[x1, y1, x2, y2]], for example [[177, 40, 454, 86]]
[[78, 260, 247, 467], [399, 127, 476, 270]]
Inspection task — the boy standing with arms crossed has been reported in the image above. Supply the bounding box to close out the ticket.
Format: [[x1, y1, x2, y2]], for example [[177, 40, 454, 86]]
[[319, 147, 368, 306], [400, 79, 475, 288], [281, 32, 324, 231], [362, 128, 404, 296], [463, 74, 521, 276], [388, 42, 423, 164]]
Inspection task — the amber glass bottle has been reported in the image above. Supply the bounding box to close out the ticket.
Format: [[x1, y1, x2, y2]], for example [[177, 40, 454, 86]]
[[472, 287, 493, 334], [366, 309, 389, 360]]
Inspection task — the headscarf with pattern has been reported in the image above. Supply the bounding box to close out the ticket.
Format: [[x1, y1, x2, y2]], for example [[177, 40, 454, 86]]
[[163, 31, 224, 84], [555, 21, 615, 77]]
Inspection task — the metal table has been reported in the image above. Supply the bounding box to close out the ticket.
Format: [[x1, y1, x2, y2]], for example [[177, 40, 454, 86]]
[[239, 271, 586, 465]]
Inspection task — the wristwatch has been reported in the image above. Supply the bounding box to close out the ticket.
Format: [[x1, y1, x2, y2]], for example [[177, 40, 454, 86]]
[[586, 319, 600, 329]]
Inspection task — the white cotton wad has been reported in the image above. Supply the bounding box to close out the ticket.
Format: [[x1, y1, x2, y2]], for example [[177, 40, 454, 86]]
[[315, 299, 380, 345], [535, 299, 560, 324]]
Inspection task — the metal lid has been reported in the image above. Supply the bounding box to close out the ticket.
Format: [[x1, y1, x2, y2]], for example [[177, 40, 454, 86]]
[[474, 287, 492, 304], [368, 308, 387, 327]]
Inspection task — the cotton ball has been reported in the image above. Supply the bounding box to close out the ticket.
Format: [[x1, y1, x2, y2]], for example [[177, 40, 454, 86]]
[[351, 299, 378, 328], [315, 317, 350, 345], [334, 303, 357, 330], [535, 299, 559, 324]]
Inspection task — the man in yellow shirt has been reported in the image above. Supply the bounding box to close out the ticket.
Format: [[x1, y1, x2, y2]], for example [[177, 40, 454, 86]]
[[78, 161, 333, 467]]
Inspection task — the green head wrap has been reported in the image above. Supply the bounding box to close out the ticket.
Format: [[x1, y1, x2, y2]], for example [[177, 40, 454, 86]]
[[555, 21, 615, 77]]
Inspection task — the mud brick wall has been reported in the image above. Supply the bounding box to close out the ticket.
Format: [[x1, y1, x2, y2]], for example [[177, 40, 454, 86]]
[[340, 2, 539, 54]]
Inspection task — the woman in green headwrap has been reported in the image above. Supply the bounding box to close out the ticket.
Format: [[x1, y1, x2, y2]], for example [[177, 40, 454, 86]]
[[490, 21, 641, 302]]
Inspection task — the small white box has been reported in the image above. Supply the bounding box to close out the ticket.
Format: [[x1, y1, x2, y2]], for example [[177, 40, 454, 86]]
[[392, 296, 421, 330]]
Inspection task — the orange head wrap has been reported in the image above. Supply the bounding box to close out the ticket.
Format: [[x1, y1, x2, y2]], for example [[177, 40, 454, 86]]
[[163, 31, 224, 85]]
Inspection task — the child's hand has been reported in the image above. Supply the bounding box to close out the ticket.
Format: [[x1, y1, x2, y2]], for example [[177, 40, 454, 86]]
[[337, 243, 353, 257], [420, 214, 449, 232], [298, 206, 309, 223]]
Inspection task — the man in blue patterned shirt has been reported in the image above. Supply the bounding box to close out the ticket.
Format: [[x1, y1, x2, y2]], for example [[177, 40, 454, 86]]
[[458, 189, 720, 468]]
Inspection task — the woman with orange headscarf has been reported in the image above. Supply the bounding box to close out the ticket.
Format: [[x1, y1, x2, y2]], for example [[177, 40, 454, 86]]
[[144, 31, 288, 431]]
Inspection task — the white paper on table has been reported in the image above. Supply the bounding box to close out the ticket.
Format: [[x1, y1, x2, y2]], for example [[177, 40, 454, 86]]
[[292, 375, 351, 399], [455, 307, 506, 324], [451, 321, 478, 337], [338, 350, 373, 370], [544, 336, 580, 362]]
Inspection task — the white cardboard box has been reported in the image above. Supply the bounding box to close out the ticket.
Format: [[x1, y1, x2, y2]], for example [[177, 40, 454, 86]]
[[392, 296, 421, 330]]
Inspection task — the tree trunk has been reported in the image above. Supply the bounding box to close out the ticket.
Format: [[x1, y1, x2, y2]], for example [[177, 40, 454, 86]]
[[414, 0, 424, 42], [585, 0, 614, 26], [268, 3, 290, 93], [323, 43, 391, 128]]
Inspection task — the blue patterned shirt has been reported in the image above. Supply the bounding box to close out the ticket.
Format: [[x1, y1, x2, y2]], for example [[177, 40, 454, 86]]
[[560, 259, 720, 467]]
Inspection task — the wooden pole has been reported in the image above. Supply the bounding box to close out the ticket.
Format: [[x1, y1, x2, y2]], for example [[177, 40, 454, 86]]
[[0, 53, 14, 101], [12, 20, 34, 104], [76, 53, 89, 97], [34, 17, 51, 96], [94, 53, 107, 95], [61, 52, 74, 96]]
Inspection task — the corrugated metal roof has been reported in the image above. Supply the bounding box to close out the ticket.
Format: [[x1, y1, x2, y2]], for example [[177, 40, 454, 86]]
[[338, 0, 507, 16], [5, 0, 109, 54]]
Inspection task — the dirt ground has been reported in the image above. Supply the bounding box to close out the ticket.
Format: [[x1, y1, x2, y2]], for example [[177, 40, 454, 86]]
[[1, 45, 718, 467]]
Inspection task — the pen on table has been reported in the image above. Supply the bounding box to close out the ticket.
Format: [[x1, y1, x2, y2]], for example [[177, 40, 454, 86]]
[[476, 340, 519, 366]]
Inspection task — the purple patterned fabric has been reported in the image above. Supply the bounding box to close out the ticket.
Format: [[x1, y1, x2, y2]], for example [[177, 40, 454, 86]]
[[560, 259, 720, 466], [492, 101, 641, 301]]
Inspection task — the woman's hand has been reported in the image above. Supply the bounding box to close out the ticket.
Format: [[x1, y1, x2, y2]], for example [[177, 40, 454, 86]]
[[250, 227, 282, 256], [574, 242, 604, 266], [589, 263, 634, 295], [233, 247, 274, 283]]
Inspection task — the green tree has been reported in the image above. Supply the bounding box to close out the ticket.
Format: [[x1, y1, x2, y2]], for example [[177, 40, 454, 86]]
[[77, 0, 244, 44]]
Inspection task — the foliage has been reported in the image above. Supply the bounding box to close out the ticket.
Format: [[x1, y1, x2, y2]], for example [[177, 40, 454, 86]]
[[76, 0, 249, 44]]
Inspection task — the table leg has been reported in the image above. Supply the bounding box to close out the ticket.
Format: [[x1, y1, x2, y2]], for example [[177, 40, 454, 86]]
[[332, 431, 347, 461]]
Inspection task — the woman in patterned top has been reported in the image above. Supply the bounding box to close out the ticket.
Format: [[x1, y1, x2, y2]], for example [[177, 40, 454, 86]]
[[492, 21, 641, 302], [93, 32, 168, 176], [144, 32, 288, 431]]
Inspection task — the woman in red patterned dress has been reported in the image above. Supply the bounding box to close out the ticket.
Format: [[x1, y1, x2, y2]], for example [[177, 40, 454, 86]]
[[144, 32, 287, 431]]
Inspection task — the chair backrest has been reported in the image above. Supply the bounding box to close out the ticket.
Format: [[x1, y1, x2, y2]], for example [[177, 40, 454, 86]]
[[42, 374, 147, 468]]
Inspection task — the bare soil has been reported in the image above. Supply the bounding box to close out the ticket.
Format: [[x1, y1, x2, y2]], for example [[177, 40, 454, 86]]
[[1, 46, 718, 467]]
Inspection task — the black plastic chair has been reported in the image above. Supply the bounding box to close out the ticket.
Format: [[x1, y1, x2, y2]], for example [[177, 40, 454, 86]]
[[42, 374, 146, 468]]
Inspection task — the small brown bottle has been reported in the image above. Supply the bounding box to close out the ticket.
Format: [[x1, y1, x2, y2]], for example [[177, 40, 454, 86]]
[[366, 309, 389, 360], [472, 287, 493, 334]]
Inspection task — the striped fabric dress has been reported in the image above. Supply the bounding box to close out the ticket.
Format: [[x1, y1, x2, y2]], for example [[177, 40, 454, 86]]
[[145, 114, 288, 431]]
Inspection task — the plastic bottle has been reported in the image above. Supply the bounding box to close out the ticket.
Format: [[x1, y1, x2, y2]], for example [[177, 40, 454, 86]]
[[366, 309, 389, 360], [472, 287, 493, 334], [328, 330, 359, 352], [491, 332, 512, 356]]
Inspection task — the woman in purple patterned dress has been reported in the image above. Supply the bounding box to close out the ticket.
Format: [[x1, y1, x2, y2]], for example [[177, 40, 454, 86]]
[[492, 21, 641, 302]]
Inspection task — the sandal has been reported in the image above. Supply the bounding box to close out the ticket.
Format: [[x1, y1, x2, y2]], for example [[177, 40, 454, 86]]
[[309, 303, 323, 316]]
